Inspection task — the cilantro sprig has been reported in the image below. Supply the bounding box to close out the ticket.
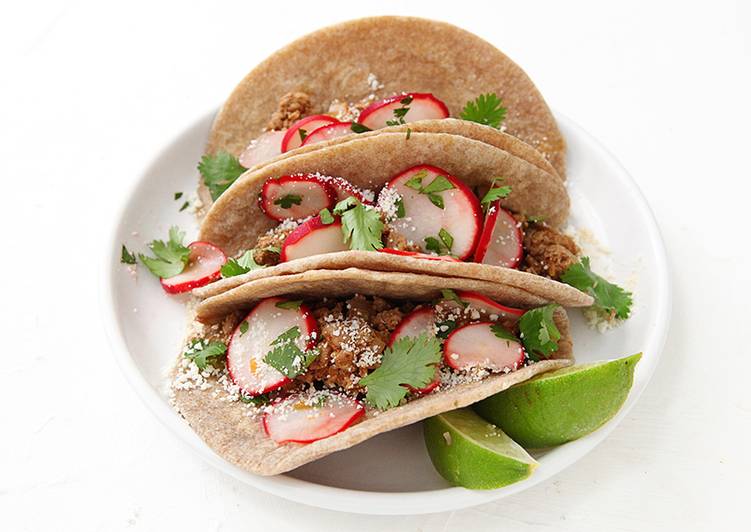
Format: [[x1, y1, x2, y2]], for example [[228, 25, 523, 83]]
[[561, 257, 633, 320], [275, 194, 302, 209], [333, 197, 384, 251], [184, 339, 227, 370], [425, 228, 454, 255], [139, 226, 191, 278], [197, 151, 246, 201], [385, 95, 413, 126], [263, 326, 318, 378], [359, 334, 442, 409], [518, 304, 561, 361], [405, 171, 455, 209], [121, 245, 136, 265], [480, 178, 512, 209], [460, 93, 507, 128], [221, 250, 264, 278]]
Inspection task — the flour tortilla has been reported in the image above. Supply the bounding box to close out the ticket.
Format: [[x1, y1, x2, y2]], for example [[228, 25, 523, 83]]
[[207, 16, 565, 177], [173, 277, 573, 476], [199, 131, 569, 258], [194, 251, 593, 310]]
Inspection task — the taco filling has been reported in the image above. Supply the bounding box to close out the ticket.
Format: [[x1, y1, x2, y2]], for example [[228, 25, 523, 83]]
[[172, 291, 569, 447]]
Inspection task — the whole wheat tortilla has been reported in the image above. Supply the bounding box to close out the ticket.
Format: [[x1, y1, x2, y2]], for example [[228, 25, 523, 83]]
[[207, 16, 565, 177], [194, 251, 593, 309], [196, 268, 574, 323], [173, 282, 573, 476], [199, 132, 569, 257]]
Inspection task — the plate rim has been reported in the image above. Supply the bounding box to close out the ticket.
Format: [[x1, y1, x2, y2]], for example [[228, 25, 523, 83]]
[[100, 110, 671, 515]]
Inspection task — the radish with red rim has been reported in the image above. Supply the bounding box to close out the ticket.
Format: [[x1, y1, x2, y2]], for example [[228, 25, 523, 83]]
[[388, 307, 440, 394], [280, 215, 349, 262], [378, 248, 461, 262], [227, 297, 318, 396], [282, 115, 340, 152], [473, 200, 523, 268], [301, 122, 357, 146], [239, 130, 286, 169], [358, 93, 449, 129], [259, 174, 336, 221], [455, 290, 525, 323], [322, 176, 373, 204], [384, 165, 481, 260], [160, 242, 226, 294], [262, 393, 365, 444], [443, 322, 525, 372]]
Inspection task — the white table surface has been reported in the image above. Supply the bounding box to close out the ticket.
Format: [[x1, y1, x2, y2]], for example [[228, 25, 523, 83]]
[[1, 1, 748, 530]]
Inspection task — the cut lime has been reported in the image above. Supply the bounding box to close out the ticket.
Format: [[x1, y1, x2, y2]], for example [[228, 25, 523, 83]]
[[423, 408, 537, 489], [474, 353, 642, 448]]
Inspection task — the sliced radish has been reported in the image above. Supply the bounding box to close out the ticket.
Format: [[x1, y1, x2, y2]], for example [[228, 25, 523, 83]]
[[358, 93, 449, 129], [455, 290, 525, 324], [473, 200, 523, 268], [239, 130, 286, 169], [444, 322, 525, 372], [280, 215, 348, 262], [321, 176, 373, 204], [259, 174, 336, 221], [227, 297, 318, 396], [282, 115, 340, 152], [262, 392, 365, 444], [388, 307, 440, 394], [160, 241, 226, 294], [378, 248, 461, 262], [384, 165, 481, 260], [301, 122, 356, 146]]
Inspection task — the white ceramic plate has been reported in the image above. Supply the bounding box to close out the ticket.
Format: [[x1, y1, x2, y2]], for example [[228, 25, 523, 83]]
[[101, 112, 670, 515]]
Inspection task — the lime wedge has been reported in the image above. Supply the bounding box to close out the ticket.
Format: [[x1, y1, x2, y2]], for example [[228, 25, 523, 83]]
[[474, 353, 642, 448], [423, 408, 537, 489]]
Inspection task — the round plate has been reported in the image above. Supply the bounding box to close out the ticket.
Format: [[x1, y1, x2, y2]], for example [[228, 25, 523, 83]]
[[101, 112, 670, 515]]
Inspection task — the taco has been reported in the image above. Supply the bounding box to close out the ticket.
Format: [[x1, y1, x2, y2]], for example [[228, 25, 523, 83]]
[[172, 270, 573, 476], [203, 16, 565, 196]]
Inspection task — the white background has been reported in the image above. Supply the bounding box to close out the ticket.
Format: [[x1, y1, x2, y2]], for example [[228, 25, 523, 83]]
[[1, 1, 748, 530]]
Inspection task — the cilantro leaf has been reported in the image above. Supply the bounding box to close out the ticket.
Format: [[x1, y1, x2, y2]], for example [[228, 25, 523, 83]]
[[174, 192, 183, 200], [518, 304, 561, 360], [441, 289, 466, 307], [424, 237, 443, 255], [263, 326, 318, 378], [184, 339, 227, 370], [421, 175, 455, 194], [275, 300, 303, 310], [395, 198, 406, 218], [220, 250, 264, 278], [435, 320, 457, 339], [405, 174, 454, 210], [139, 226, 191, 278], [490, 323, 518, 343], [438, 228, 453, 251], [481, 180, 512, 207], [335, 198, 384, 251], [427, 194, 444, 209], [274, 194, 302, 209], [561, 257, 633, 320], [359, 334, 442, 409], [239, 321, 249, 335], [351, 123, 371, 134], [197, 151, 246, 201], [460, 93, 507, 128], [298, 128, 308, 142], [405, 176, 424, 190], [425, 229, 453, 255], [240, 392, 270, 405], [121, 245, 136, 265], [179, 201, 190, 212], [319, 208, 335, 225], [385, 97, 413, 126]]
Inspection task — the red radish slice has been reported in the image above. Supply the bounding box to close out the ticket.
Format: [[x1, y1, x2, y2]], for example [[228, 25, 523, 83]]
[[359, 93, 449, 129], [239, 130, 286, 169], [321, 176, 373, 204], [282, 115, 340, 152], [474, 200, 523, 268], [227, 297, 318, 396], [160, 241, 226, 294], [378, 248, 461, 262], [444, 322, 525, 372], [384, 165, 481, 260], [262, 393, 365, 444], [388, 307, 439, 394], [259, 174, 336, 221], [280, 215, 348, 262], [301, 122, 356, 146], [455, 290, 525, 324]]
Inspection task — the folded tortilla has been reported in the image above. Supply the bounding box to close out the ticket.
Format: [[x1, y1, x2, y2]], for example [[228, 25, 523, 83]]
[[206, 16, 565, 178], [173, 271, 573, 476]]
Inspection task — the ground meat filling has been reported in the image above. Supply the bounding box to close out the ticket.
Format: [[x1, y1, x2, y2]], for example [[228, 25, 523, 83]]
[[382, 222, 421, 252], [251, 221, 302, 266], [300, 296, 406, 391], [267, 91, 313, 131], [520, 222, 580, 279]]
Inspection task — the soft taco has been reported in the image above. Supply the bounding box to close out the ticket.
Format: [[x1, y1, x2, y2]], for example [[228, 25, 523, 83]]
[[171, 270, 574, 476], [203, 16, 566, 196]]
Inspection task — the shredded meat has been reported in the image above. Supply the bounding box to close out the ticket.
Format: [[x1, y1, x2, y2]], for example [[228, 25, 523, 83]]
[[267, 92, 313, 131], [382, 223, 421, 251], [521, 223, 579, 280], [300, 296, 404, 390], [251, 225, 297, 266]]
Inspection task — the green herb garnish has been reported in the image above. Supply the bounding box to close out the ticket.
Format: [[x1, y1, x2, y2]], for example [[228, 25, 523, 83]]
[[319, 208, 335, 225], [274, 193, 302, 209], [561, 257, 633, 320], [435, 320, 457, 339], [480, 179, 512, 208], [263, 326, 318, 378], [333, 197, 384, 251], [174, 192, 183, 200], [403, 173, 455, 210], [358, 334, 442, 409], [351, 123, 371, 134], [179, 201, 190, 212], [441, 289, 466, 307], [395, 198, 406, 218], [139, 226, 191, 278], [240, 393, 270, 406], [385, 96, 413, 126], [198, 151, 246, 201], [460, 93, 507, 128], [298, 128, 308, 142], [518, 304, 561, 360], [121, 245, 136, 265], [239, 321, 249, 335], [220, 250, 264, 278], [275, 300, 303, 310], [184, 339, 227, 370], [490, 323, 518, 343]]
